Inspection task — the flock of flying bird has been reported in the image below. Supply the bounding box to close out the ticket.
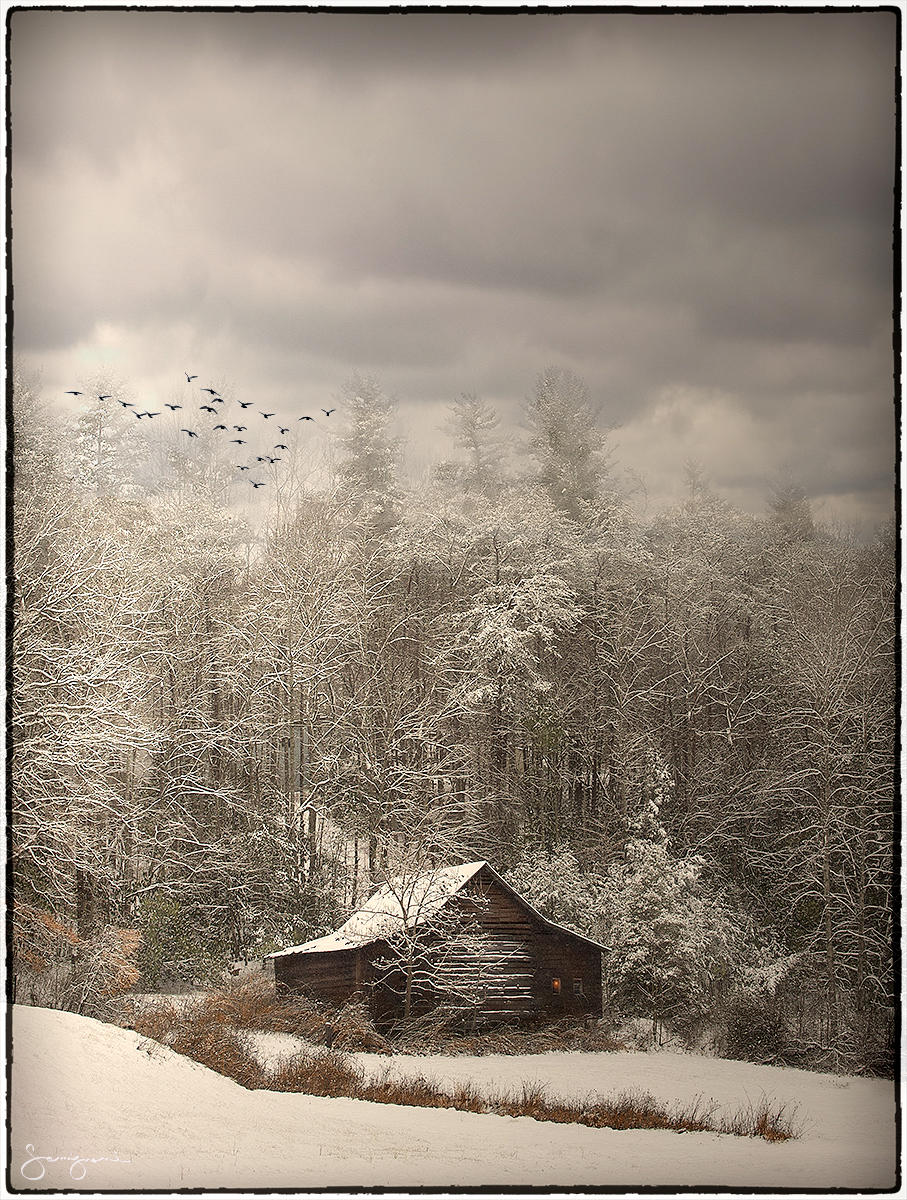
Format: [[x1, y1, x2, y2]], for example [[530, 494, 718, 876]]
[[65, 374, 337, 491]]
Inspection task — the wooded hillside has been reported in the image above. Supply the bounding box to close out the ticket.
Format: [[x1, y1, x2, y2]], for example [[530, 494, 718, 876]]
[[10, 366, 895, 1074]]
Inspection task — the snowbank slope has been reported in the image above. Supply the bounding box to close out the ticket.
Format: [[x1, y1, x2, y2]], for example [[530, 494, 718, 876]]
[[9, 1005, 897, 1190]]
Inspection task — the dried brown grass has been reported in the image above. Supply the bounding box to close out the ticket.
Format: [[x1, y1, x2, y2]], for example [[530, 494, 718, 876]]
[[132, 994, 266, 1089], [330, 999, 393, 1054], [723, 1097, 800, 1142], [190, 977, 393, 1052], [268, 1050, 363, 1097], [258, 1052, 797, 1141], [130, 982, 796, 1142]]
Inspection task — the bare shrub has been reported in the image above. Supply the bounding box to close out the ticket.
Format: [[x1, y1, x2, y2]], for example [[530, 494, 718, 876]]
[[66, 926, 143, 1020], [721, 1097, 800, 1142], [11, 902, 80, 1001], [204, 974, 326, 1039], [720, 993, 792, 1065], [11, 904, 143, 1023], [170, 1022, 265, 1089], [269, 1050, 363, 1097], [331, 999, 393, 1054], [132, 994, 265, 1089], [131, 1000, 181, 1044]]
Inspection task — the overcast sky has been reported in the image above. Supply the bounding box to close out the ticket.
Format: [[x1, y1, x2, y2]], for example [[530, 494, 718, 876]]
[[10, 9, 897, 530]]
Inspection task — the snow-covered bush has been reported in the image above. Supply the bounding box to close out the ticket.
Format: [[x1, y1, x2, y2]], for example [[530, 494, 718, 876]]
[[720, 992, 792, 1065], [597, 783, 746, 1041], [505, 844, 602, 937]]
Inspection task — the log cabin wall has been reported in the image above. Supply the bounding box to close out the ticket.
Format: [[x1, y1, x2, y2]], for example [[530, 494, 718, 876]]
[[453, 872, 542, 1021], [273, 946, 360, 1008]]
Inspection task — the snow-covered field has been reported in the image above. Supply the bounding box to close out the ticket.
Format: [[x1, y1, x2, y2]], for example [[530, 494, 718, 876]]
[[10, 1005, 898, 1191]]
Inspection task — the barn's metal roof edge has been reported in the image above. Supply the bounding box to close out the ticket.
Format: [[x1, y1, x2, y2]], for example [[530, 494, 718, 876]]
[[266, 859, 608, 959]]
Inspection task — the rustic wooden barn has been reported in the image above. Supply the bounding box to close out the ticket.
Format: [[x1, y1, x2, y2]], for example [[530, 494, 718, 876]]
[[267, 861, 605, 1027]]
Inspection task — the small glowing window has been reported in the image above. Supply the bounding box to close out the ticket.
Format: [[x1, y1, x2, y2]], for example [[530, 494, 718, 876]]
[[551, 977, 561, 994]]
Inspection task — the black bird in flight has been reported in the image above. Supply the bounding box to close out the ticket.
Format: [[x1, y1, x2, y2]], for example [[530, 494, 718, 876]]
[[98, 394, 112, 400], [65, 390, 83, 396], [299, 415, 314, 421], [274, 443, 288, 450], [165, 404, 182, 411], [322, 408, 336, 416], [250, 481, 266, 489], [261, 412, 275, 419], [237, 465, 250, 471], [256, 456, 267, 463], [233, 425, 247, 431], [133, 411, 144, 419], [278, 426, 290, 435], [200, 405, 217, 414], [144, 411, 161, 419], [119, 401, 135, 408], [186, 373, 198, 383], [200, 388, 219, 395], [181, 429, 199, 438], [214, 424, 228, 431], [212, 397, 225, 404], [238, 401, 253, 409], [268, 456, 281, 464], [230, 438, 247, 445]]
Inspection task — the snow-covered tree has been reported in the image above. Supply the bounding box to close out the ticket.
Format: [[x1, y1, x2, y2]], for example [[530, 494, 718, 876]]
[[598, 769, 743, 1040], [69, 385, 145, 499], [453, 572, 582, 712], [752, 539, 895, 1050], [443, 392, 508, 496], [335, 374, 402, 530], [767, 474, 817, 545], [522, 366, 611, 520], [505, 844, 601, 936]]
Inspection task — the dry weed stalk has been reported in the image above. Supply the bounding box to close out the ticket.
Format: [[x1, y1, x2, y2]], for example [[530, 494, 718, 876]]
[[131, 980, 798, 1142]]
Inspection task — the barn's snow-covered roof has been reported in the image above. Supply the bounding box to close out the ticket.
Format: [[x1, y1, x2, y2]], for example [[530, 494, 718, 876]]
[[267, 861, 487, 958], [267, 859, 607, 959]]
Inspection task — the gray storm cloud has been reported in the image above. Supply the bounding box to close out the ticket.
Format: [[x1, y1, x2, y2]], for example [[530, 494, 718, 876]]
[[10, 9, 897, 529]]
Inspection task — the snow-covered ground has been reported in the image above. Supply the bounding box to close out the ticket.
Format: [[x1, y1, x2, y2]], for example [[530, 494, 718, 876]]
[[10, 1005, 898, 1191]]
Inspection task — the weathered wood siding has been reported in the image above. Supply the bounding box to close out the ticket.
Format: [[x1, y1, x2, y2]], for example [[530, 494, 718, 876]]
[[273, 946, 360, 1007], [528, 929, 603, 1017], [448, 874, 539, 1020]]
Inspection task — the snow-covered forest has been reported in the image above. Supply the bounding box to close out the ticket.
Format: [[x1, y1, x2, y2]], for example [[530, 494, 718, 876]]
[[10, 362, 896, 1076]]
